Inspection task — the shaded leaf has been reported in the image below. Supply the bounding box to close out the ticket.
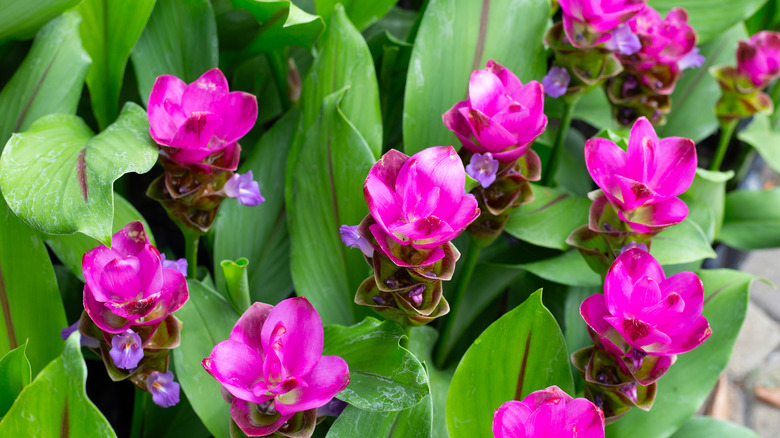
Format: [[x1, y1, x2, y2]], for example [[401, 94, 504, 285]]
[[651, 218, 717, 265], [408, 326, 454, 438], [738, 113, 780, 175], [505, 185, 590, 250], [326, 396, 432, 438], [0, 342, 31, 417], [718, 189, 780, 250], [518, 250, 603, 287], [316, 0, 396, 31], [679, 168, 733, 243], [0, 0, 81, 42], [231, 0, 324, 53]]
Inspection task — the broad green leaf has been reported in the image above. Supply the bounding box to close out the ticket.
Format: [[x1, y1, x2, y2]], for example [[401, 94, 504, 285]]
[[657, 24, 748, 143], [315, 0, 395, 31], [653, 0, 768, 43], [505, 185, 590, 250], [718, 189, 780, 250], [0, 0, 81, 42], [286, 91, 376, 325], [172, 280, 239, 438], [651, 218, 717, 265], [231, 0, 324, 53], [563, 286, 600, 393], [0, 103, 158, 246], [323, 318, 429, 411], [76, 0, 155, 129], [403, 0, 549, 155], [0, 196, 67, 375], [131, 0, 219, 103], [0, 11, 90, 148], [679, 168, 733, 243], [326, 396, 433, 438], [0, 342, 31, 417], [553, 128, 593, 196], [213, 111, 296, 306], [45, 193, 154, 281], [446, 290, 574, 438], [738, 113, 780, 175], [519, 250, 603, 287], [669, 416, 761, 438], [298, 4, 382, 157], [545, 88, 616, 133], [608, 269, 752, 438], [409, 326, 454, 438], [0, 333, 116, 437]]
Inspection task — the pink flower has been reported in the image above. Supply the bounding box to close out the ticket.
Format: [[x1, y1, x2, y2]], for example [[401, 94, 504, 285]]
[[585, 117, 696, 233], [626, 7, 697, 69], [363, 147, 480, 267], [202, 297, 349, 436], [493, 386, 605, 438], [443, 60, 546, 163], [559, 0, 647, 48], [147, 68, 258, 167], [580, 248, 711, 360], [82, 222, 189, 334], [736, 31, 780, 88]]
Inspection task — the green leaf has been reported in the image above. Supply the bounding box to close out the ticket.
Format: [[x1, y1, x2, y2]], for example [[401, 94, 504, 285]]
[[326, 396, 433, 438], [45, 192, 154, 281], [0, 196, 67, 375], [505, 185, 590, 250], [408, 326, 454, 438], [669, 416, 761, 438], [298, 3, 382, 157], [653, 0, 767, 43], [0, 342, 31, 417], [0, 11, 90, 148], [76, 0, 155, 129], [131, 0, 219, 103], [323, 318, 429, 411], [651, 218, 717, 265], [679, 168, 733, 243], [0, 103, 158, 246], [231, 0, 324, 53], [657, 24, 748, 143], [286, 90, 376, 325], [213, 111, 296, 306], [172, 280, 239, 438], [718, 189, 780, 250], [446, 290, 574, 438], [607, 269, 753, 438], [518, 250, 603, 287], [738, 113, 780, 175], [0, 333, 116, 437], [141, 392, 211, 438], [403, 0, 549, 155], [315, 0, 395, 31], [0, 0, 81, 42]]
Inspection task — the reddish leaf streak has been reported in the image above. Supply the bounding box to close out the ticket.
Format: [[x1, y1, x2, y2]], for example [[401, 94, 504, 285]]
[[77, 148, 88, 202]]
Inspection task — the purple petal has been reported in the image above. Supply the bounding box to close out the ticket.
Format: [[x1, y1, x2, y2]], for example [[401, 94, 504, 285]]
[[274, 355, 350, 416], [109, 329, 144, 369], [261, 297, 324, 378], [317, 398, 348, 418], [541, 67, 570, 98], [60, 322, 100, 348], [148, 370, 180, 408], [160, 254, 188, 277], [605, 25, 642, 55], [678, 47, 705, 70], [466, 152, 500, 189], [339, 225, 373, 257], [224, 171, 265, 206]]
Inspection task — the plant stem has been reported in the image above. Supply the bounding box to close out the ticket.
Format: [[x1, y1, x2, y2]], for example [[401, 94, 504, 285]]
[[434, 236, 482, 369], [130, 388, 147, 438], [183, 229, 200, 279], [710, 119, 739, 171], [771, 80, 780, 107], [542, 99, 578, 186]]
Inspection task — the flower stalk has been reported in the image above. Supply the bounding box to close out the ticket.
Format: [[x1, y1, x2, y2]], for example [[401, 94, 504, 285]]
[[543, 98, 578, 186], [710, 118, 738, 171]]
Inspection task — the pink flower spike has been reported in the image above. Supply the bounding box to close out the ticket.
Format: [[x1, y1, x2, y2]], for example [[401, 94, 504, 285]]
[[109, 329, 144, 370], [736, 31, 780, 87], [339, 224, 373, 257], [492, 386, 605, 438], [224, 171, 265, 206], [443, 60, 547, 163], [466, 152, 499, 188], [559, 0, 648, 49], [147, 370, 180, 408], [542, 67, 571, 98], [160, 254, 188, 277], [625, 6, 698, 70]]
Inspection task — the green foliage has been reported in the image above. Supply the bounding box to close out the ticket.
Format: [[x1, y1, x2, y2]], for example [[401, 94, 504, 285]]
[[718, 189, 780, 249], [0, 342, 31, 417], [505, 185, 590, 250], [653, 0, 768, 43], [315, 0, 396, 31], [232, 0, 325, 53], [0, 0, 81, 42], [738, 113, 780, 174], [326, 396, 433, 438], [669, 416, 761, 438]]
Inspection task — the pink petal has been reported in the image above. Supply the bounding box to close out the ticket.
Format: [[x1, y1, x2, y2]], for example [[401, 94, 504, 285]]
[[520, 386, 573, 411], [605, 315, 671, 348], [658, 272, 704, 324], [486, 60, 524, 98], [493, 400, 530, 438], [626, 117, 658, 182], [443, 100, 473, 139], [215, 91, 258, 144], [614, 175, 661, 211], [83, 246, 123, 302], [261, 297, 324, 378], [99, 257, 143, 300], [395, 158, 441, 221], [468, 69, 510, 117], [626, 275, 662, 316], [230, 302, 274, 357], [584, 137, 628, 200], [390, 216, 455, 249], [83, 285, 131, 334], [180, 68, 229, 115], [405, 146, 465, 212], [432, 194, 480, 238], [621, 197, 688, 229], [459, 107, 518, 152], [647, 316, 711, 355], [230, 398, 292, 436], [139, 267, 189, 325], [525, 397, 567, 436], [148, 75, 187, 143], [605, 248, 665, 315], [112, 221, 152, 256], [202, 340, 266, 403], [564, 398, 605, 438], [580, 294, 613, 336], [170, 112, 224, 154], [105, 293, 160, 321], [369, 224, 445, 267], [646, 137, 697, 198], [274, 355, 349, 416]]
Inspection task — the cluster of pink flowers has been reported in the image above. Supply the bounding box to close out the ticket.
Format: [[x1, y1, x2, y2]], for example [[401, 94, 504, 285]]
[[736, 31, 780, 89]]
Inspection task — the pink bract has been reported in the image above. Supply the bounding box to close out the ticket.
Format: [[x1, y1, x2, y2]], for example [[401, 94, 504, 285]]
[[82, 221, 189, 334], [580, 248, 711, 359], [202, 297, 350, 436], [363, 147, 480, 266], [559, 0, 647, 48], [443, 60, 547, 163], [626, 6, 697, 69], [585, 117, 696, 233], [492, 386, 605, 438], [736, 31, 780, 87], [147, 68, 258, 166]]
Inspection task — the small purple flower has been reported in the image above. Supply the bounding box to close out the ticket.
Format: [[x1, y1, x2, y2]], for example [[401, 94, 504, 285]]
[[61, 322, 101, 348], [465, 152, 500, 188], [109, 329, 144, 370], [148, 370, 180, 408], [620, 241, 648, 254], [678, 47, 705, 70], [317, 398, 348, 418], [160, 254, 188, 277], [224, 171, 265, 206], [541, 67, 571, 98], [605, 25, 641, 55], [408, 285, 425, 306], [339, 224, 374, 257]]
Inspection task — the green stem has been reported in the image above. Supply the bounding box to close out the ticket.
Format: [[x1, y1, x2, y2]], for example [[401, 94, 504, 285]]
[[130, 388, 148, 438], [771, 80, 780, 106], [183, 229, 200, 279], [434, 236, 482, 369], [710, 119, 739, 171], [542, 99, 578, 186]]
